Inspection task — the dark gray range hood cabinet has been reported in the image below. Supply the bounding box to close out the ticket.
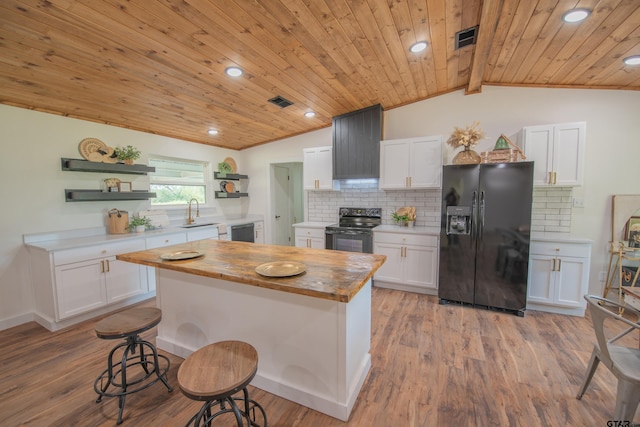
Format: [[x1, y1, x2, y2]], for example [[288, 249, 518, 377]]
[[332, 104, 383, 180]]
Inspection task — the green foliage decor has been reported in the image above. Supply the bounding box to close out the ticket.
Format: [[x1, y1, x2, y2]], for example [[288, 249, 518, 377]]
[[392, 212, 410, 224], [218, 161, 233, 174], [114, 145, 141, 161], [127, 215, 152, 231]]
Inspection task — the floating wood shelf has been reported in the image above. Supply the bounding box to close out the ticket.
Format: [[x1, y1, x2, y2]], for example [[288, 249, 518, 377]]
[[215, 191, 248, 199], [65, 190, 157, 202], [214, 172, 248, 180], [61, 158, 155, 175]]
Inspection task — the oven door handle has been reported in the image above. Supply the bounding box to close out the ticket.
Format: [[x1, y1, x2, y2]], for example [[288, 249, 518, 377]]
[[325, 229, 370, 236]]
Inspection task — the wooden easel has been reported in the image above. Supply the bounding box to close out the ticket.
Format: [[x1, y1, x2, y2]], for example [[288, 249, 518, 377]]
[[602, 195, 640, 307]]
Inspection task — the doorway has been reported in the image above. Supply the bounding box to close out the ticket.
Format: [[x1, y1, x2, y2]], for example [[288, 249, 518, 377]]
[[270, 162, 303, 246]]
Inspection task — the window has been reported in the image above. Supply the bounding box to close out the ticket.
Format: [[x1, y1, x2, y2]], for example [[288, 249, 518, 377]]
[[149, 156, 209, 206]]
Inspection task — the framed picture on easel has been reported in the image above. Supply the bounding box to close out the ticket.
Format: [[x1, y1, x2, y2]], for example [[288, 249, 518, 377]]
[[626, 216, 640, 248]]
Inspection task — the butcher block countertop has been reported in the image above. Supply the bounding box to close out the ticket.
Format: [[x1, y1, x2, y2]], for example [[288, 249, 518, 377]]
[[117, 240, 386, 303]]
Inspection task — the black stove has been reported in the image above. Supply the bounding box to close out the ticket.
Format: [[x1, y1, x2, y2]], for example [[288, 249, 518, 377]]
[[325, 207, 382, 231], [325, 208, 381, 253]]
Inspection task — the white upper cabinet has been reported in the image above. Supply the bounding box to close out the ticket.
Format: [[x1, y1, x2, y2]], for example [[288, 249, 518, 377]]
[[303, 146, 339, 190], [519, 122, 586, 186], [379, 136, 443, 190]]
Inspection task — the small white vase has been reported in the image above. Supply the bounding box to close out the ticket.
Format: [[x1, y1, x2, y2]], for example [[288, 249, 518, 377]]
[[135, 225, 145, 233]]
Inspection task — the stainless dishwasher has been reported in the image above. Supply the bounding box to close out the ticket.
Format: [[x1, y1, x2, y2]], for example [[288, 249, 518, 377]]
[[230, 223, 255, 243]]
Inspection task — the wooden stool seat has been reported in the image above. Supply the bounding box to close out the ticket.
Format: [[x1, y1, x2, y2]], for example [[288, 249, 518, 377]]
[[94, 307, 173, 424], [178, 341, 267, 426], [95, 307, 162, 339]]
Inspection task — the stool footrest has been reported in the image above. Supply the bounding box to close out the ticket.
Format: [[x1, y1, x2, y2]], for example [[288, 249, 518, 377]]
[[186, 389, 267, 427], [94, 353, 172, 398]]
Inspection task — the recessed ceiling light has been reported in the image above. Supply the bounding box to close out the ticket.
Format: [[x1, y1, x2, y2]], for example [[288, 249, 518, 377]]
[[562, 8, 590, 23], [225, 66, 243, 77], [207, 129, 219, 135], [623, 55, 640, 66], [409, 41, 428, 53], [304, 111, 316, 118]]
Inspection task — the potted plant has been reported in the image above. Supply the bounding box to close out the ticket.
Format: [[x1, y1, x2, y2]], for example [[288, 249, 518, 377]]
[[127, 215, 152, 233], [114, 145, 141, 165], [218, 161, 233, 174], [392, 212, 410, 226]]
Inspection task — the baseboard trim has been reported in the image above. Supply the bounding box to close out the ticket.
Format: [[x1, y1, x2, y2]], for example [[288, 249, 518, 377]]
[[1, 292, 156, 332], [0, 312, 35, 332]]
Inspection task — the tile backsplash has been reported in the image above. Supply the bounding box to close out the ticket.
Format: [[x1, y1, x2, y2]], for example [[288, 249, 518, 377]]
[[307, 180, 572, 233], [530, 187, 573, 233]]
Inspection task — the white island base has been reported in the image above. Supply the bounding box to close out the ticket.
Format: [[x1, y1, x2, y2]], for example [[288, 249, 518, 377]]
[[155, 269, 372, 421]]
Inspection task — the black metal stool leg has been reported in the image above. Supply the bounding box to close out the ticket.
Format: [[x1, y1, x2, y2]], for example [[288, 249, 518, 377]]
[[140, 337, 173, 392], [95, 333, 172, 424]]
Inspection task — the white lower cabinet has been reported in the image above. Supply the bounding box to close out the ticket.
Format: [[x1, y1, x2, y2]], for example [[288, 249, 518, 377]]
[[54, 258, 107, 319], [54, 255, 146, 319], [295, 227, 325, 249], [29, 238, 149, 330], [526, 240, 591, 316], [373, 231, 439, 295]]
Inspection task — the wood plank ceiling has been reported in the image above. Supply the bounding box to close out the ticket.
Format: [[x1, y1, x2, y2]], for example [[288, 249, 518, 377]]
[[1, 0, 639, 150]]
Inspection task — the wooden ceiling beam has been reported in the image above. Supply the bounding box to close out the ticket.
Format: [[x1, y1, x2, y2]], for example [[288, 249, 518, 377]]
[[467, 0, 505, 94]]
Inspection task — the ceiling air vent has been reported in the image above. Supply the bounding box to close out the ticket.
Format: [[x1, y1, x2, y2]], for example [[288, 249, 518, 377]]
[[268, 96, 293, 108], [455, 26, 478, 50]]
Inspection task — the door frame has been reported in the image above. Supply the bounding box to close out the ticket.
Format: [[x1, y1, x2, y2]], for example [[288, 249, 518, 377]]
[[267, 159, 303, 246]]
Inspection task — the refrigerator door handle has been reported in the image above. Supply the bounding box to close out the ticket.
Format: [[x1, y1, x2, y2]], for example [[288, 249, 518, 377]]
[[479, 191, 485, 242], [471, 190, 478, 243]]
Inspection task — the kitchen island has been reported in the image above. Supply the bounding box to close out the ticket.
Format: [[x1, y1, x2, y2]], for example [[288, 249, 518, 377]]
[[117, 240, 385, 421]]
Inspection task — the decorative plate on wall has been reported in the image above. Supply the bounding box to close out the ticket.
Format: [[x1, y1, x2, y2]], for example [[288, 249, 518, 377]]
[[78, 138, 107, 161], [223, 157, 237, 173]]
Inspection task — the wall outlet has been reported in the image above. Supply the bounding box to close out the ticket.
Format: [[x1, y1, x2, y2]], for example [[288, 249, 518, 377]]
[[573, 197, 585, 208], [599, 271, 606, 282]]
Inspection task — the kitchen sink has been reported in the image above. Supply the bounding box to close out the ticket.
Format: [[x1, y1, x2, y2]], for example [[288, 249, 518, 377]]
[[179, 222, 218, 228]]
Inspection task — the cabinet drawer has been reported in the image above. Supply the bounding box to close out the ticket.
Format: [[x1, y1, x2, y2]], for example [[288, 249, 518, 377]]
[[295, 228, 325, 239], [146, 232, 187, 249], [53, 239, 146, 266], [374, 232, 437, 247], [530, 241, 591, 258]]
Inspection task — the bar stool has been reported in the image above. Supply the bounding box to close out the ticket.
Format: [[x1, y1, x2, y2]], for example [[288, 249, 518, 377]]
[[178, 340, 267, 426], [93, 307, 173, 424]]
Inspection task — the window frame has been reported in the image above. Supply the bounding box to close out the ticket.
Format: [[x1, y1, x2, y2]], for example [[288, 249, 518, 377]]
[[148, 155, 213, 209]]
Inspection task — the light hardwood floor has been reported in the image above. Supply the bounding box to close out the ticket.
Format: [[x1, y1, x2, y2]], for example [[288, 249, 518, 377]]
[[0, 287, 637, 426]]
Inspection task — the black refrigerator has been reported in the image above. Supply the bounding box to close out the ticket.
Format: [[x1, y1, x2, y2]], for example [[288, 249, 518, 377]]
[[438, 162, 534, 316]]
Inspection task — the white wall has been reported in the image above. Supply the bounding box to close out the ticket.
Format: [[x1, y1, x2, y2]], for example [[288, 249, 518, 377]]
[[0, 105, 238, 327]]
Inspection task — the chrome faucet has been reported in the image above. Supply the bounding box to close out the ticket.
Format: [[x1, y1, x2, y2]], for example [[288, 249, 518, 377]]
[[187, 198, 199, 224]]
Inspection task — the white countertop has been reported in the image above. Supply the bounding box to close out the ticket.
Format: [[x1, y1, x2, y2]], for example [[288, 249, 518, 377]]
[[24, 215, 265, 252], [530, 232, 593, 244], [24, 225, 215, 252], [293, 221, 335, 228], [374, 225, 440, 235]]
